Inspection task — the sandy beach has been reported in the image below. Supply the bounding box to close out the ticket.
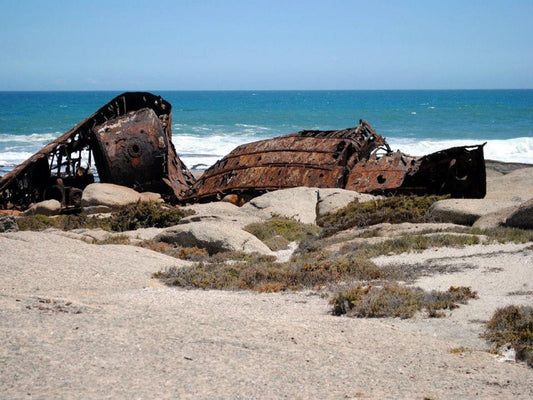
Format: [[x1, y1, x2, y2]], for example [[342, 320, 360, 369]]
[[1, 163, 533, 399]]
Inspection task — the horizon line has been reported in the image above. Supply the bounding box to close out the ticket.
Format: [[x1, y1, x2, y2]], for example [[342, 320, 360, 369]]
[[1, 88, 532, 93]]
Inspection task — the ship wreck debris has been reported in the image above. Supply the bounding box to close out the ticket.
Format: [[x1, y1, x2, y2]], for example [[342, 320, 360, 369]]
[[0, 92, 486, 212], [0, 92, 195, 211], [184, 120, 486, 203]]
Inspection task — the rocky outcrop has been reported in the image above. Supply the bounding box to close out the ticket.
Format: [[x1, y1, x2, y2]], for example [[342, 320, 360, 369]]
[[22, 199, 62, 216], [240, 187, 378, 224], [427, 199, 519, 226], [155, 221, 273, 255], [505, 198, 533, 229]]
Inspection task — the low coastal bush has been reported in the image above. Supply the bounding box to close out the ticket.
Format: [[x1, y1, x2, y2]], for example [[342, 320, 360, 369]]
[[108, 202, 193, 231], [153, 250, 388, 292], [16, 202, 193, 232], [483, 305, 533, 367], [338, 234, 481, 258], [244, 217, 321, 250], [331, 284, 477, 318], [16, 213, 105, 231], [317, 195, 447, 237]]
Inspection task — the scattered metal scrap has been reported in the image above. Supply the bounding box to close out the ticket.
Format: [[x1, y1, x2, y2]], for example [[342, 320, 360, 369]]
[[183, 120, 486, 203], [0, 92, 486, 212], [0, 92, 195, 211]]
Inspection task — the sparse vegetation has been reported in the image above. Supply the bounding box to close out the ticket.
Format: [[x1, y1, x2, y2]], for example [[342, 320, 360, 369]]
[[16, 213, 106, 231], [483, 305, 533, 367], [317, 195, 447, 237], [330, 284, 477, 318], [338, 234, 480, 258], [244, 217, 321, 250], [96, 235, 131, 245], [108, 202, 193, 232], [153, 250, 389, 292], [16, 202, 193, 232]]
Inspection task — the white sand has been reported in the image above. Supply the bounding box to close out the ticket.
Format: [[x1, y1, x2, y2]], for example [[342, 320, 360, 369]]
[[1, 229, 532, 399]]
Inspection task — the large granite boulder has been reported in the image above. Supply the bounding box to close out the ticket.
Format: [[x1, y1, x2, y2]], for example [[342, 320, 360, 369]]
[[241, 187, 319, 224], [427, 199, 519, 225], [505, 198, 533, 229], [22, 199, 62, 216], [317, 189, 378, 218], [82, 183, 142, 213], [155, 221, 273, 255]]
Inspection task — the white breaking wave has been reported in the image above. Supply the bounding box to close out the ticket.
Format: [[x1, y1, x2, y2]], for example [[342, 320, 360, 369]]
[[1, 135, 531, 173], [388, 137, 533, 164]]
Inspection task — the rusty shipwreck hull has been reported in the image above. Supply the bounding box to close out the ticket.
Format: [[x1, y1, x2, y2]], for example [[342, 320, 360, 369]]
[[0, 92, 195, 211], [183, 120, 486, 203]]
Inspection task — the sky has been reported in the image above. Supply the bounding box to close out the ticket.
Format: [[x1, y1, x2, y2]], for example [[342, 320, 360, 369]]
[[0, 0, 532, 90]]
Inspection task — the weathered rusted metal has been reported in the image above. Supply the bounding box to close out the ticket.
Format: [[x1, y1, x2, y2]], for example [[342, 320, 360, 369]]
[[183, 120, 486, 202], [1, 95, 486, 212], [0, 92, 195, 211]]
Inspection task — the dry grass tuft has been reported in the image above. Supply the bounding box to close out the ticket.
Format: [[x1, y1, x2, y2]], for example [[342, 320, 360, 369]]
[[244, 217, 321, 250], [317, 195, 447, 237], [483, 305, 533, 367], [17, 202, 193, 232], [331, 284, 477, 318]]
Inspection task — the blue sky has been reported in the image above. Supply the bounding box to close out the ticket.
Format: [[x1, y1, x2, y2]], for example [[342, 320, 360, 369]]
[[1, 0, 532, 90]]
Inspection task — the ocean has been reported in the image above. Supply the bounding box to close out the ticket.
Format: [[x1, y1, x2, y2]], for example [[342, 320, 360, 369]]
[[0, 90, 532, 176]]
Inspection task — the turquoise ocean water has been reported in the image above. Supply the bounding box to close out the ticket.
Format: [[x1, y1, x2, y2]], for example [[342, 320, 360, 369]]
[[0, 90, 532, 175]]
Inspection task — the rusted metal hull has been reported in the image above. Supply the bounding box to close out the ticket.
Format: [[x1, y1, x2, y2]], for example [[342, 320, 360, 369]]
[[183, 120, 486, 202], [0, 92, 195, 211]]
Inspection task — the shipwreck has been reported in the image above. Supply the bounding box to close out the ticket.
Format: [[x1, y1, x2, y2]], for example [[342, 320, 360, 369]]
[[0, 92, 486, 212], [0, 92, 195, 211], [183, 120, 486, 203]]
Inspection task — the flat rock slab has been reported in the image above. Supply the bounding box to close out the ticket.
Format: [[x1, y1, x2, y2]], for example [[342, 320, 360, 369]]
[[155, 221, 273, 255], [181, 201, 263, 227], [427, 198, 520, 225]]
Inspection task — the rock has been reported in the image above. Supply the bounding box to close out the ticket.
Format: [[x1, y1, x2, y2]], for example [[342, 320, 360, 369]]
[[427, 199, 519, 226], [22, 199, 62, 216], [155, 221, 273, 255], [485, 167, 533, 202], [139, 192, 163, 203], [472, 206, 517, 229], [317, 188, 378, 218], [505, 198, 533, 229], [81, 183, 141, 210], [181, 202, 263, 228], [241, 187, 319, 224], [0, 216, 18, 232]]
